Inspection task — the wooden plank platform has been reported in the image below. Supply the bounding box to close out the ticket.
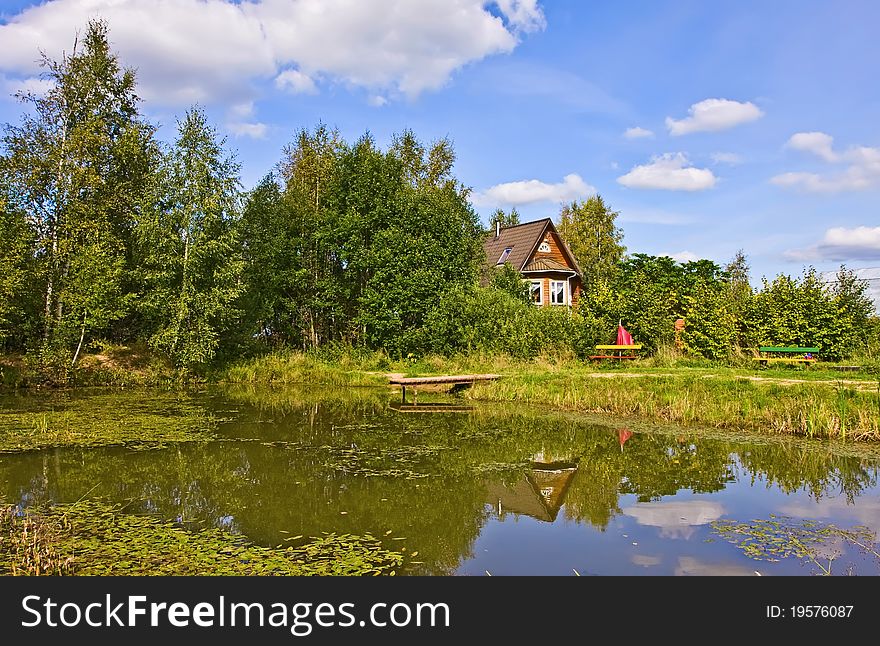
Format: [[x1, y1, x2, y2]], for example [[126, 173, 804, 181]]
[[388, 374, 500, 385]]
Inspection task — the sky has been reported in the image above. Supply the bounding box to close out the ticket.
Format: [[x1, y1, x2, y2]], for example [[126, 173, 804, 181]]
[[1, 0, 878, 287]]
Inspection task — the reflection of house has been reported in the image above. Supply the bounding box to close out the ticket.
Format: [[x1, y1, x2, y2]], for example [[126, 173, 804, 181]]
[[486, 463, 578, 522], [483, 218, 583, 307]]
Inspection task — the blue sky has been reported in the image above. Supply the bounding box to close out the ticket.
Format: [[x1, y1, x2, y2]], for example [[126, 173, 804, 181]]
[[1, 0, 878, 285]]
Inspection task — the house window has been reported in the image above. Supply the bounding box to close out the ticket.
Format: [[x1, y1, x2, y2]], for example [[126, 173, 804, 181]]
[[538, 241, 551, 253], [496, 247, 513, 265], [550, 280, 566, 305], [529, 280, 542, 305]]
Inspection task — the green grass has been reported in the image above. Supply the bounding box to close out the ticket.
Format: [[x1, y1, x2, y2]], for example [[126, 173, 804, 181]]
[[464, 370, 880, 441], [0, 501, 404, 576]]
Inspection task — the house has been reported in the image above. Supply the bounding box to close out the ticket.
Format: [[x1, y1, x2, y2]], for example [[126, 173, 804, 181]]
[[483, 218, 583, 307], [484, 463, 578, 523]]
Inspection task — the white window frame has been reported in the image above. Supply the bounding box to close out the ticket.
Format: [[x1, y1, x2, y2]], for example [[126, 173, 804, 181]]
[[528, 280, 543, 305], [538, 241, 551, 253], [550, 280, 566, 306]]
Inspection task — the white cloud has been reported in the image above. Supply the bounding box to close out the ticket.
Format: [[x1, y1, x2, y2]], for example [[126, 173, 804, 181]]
[[786, 131, 838, 162], [772, 132, 880, 192], [367, 95, 388, 107], [624, 126, 654, 139], [226, 121, 268, 139], [494, 0, 546, 33], [0, 0, 544, 106], [660, 251, 700, 263], [785, 226, 880, 261], [617, 153, 717, 191], [710, 152, 743, 165], [666, 98, 763, 136], [1, 74, 55, 99], [274, 69, 317, 95], [472, 173, 595, 207]]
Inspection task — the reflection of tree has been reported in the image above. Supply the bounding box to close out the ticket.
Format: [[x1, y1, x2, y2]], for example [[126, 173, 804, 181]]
[[736, 444, 877, 503], [0, 384, 878, 575]]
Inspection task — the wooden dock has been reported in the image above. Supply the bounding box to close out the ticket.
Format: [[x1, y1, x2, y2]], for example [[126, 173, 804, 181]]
[[389, 374, 500, 402]]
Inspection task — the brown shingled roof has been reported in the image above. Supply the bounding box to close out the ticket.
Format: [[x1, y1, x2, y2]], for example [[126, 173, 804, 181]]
[[483, 218, 582, 276], [483, 219, 551, 272]]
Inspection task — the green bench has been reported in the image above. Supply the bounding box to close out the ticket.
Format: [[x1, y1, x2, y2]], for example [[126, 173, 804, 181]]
[[753, 346, 818, 366]]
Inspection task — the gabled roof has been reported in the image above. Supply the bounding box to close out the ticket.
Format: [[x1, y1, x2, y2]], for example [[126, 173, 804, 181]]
[[483, 218, 582, 276]]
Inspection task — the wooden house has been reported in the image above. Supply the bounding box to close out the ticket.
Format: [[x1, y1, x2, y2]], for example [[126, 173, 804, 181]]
[[483, 218, 583, 307]]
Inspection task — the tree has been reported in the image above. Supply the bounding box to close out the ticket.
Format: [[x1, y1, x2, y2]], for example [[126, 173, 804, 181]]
[[724, 249, 753, 348], [488, 207, 520, 232], [557, 195, 625, 289], [1, 20, 157, 359], [0, 194, 38, 350], [138, 108, 242, 371]]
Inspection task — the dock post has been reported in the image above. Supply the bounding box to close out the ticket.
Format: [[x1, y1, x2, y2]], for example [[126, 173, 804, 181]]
[[401, 384, 406, 403]]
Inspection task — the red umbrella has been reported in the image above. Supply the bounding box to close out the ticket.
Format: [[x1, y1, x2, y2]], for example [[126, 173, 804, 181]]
[[618, 427, 633, 449], [617, 322, 634, 346]]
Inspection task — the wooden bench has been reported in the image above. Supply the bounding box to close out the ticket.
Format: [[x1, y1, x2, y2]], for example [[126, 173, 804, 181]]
[[753, 346, 819, 366], [589, 344, 642, 360]]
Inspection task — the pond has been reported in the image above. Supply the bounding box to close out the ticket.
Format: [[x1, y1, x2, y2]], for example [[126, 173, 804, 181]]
[[2, 385, 880, 576]]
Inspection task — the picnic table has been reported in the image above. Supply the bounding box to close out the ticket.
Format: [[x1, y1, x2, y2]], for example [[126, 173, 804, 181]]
[[589, 344, 642, 360], [753, 346, 818, 366]]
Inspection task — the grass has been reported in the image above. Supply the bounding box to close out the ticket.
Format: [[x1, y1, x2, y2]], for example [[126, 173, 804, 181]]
[[218, 349, 880, 441], [464, 370, 880, 441], [0, 501, 404, 576]]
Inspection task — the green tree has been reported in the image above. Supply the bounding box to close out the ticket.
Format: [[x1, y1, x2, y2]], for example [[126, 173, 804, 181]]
[[557, 195, 625, 289], [488, 206, 520, 233], [138, 108, 243, 371], [0, 194, 39, 350], [1, 20, 157, 358]]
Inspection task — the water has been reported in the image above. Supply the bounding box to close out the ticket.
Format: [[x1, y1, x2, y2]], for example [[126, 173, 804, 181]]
[[2, 385, 879, 576]]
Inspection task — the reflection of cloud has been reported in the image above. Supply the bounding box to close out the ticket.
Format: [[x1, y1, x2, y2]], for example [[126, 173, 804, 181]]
[[631, 554, 662, 568], [623, 500, 725, 539], [676, 557, 760, 576], [777, 498, 880, 534]]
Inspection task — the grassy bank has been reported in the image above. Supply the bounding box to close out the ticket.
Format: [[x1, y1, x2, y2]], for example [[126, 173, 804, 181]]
[[220, 349, 880, 441], [465, 370, 880, 441], [0, 501, 403, 576]]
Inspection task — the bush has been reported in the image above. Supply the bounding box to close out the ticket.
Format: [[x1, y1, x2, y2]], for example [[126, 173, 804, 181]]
[[424, 286, 601, 358]]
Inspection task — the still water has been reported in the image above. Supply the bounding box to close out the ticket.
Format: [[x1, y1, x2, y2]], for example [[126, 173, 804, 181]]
[[2, 385, 879, 575]]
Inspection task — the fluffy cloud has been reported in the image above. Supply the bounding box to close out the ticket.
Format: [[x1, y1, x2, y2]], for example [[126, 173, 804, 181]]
[[624, 126, 654, 139], [786, 131, 838, 162], [772, 131, 880, 192], [0, 0, 544, 106], [666, 98, 763, 136], [710, 152, 743, 165], [661, 251, 700, 263], [617, 153, 717, 191], [226, 121, 268, 139], [472, 173, 595, 207], [274, 69, 317, 95], [786, 226, 880, 261]]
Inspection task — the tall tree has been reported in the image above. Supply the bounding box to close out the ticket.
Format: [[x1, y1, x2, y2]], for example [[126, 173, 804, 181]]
[[557, 195, 625, 289], [138, 108, 242, 371], [1, 20, 156, 358], [488, 207, 520, 233], [0, 193, 39, 350]]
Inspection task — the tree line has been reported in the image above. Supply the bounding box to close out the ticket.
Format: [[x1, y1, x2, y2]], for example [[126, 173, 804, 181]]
[[1, 21, 875, 378]]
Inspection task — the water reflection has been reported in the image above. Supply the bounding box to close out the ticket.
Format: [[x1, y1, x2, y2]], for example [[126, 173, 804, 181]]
[[0, 385, 879, 575]]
